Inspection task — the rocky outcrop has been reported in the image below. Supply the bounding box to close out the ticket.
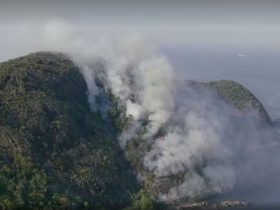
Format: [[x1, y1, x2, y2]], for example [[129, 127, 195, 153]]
[[177, 200, 250, 209]]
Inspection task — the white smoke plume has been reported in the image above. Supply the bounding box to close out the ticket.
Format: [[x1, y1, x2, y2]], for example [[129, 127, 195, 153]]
[[69, 35, 280, 203], [69, 35, 176, 144], [5, 18, 280, 204]]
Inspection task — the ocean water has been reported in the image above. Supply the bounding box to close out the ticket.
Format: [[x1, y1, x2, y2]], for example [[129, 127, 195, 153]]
[[164, 46, 280, 120]]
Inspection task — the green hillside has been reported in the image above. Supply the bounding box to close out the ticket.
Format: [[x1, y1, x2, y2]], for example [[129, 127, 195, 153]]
[[0, 52, 272, 210], [207, 80, 271, 123], [0, 52, 139, 210], [187, 80, 271, 124]]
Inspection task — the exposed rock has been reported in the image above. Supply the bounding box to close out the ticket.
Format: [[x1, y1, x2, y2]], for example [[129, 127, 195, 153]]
[[177, 200, 250, 209]]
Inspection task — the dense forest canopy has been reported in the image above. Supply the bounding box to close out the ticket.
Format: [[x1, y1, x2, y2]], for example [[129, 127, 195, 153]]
[[0, 52, 275, 209]]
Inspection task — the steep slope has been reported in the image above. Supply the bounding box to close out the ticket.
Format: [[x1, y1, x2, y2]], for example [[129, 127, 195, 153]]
[[207, 80, 271, 124], [115, 81, 273, 205], [0, 52, 273, 210], [0, 52, 139, 209], [119, 80, 274, 205], [187, 80, 271, 124]]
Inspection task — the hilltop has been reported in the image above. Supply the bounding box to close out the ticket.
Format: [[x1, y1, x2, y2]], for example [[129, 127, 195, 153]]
[[0, 52, 272, 209], [0, 52, 139, 209]]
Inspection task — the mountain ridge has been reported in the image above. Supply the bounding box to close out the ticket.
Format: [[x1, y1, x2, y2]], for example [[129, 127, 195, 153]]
[[0, 52, 273, 209]]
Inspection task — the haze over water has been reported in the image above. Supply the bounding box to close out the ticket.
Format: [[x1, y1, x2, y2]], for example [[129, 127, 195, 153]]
[[164, 46, 280, 120]]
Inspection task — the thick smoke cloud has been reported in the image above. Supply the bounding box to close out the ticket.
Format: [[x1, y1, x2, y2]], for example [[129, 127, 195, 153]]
[[2, 18, 280, 204], [69, 36, 280, 203]]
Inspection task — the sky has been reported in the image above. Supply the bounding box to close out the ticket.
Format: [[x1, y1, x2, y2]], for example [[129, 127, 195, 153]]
[[1, 0, 280, 118], [1, 0, 280, 49]]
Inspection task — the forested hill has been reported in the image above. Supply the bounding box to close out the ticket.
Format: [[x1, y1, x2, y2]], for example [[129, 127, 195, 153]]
[[0, 52, 139, 209], [187, 79, 271, 124], [0, 52, 272, 209]]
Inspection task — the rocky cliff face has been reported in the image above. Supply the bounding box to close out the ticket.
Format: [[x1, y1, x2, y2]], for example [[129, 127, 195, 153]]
[[0, 52, 273, 209]]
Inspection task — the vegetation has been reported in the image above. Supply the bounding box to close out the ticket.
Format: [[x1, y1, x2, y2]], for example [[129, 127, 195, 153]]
[[0, 52, 139, 209], [122, 190, 168, 210], [0, 52, 272, 209], [206, 80, 271, 123], [187, 80, 271, 124], [120, 80, 274, 202]]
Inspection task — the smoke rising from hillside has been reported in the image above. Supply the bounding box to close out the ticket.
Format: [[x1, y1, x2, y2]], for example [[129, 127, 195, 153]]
[[4, 18, 280, 203], [67, 36, 280, 203]]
